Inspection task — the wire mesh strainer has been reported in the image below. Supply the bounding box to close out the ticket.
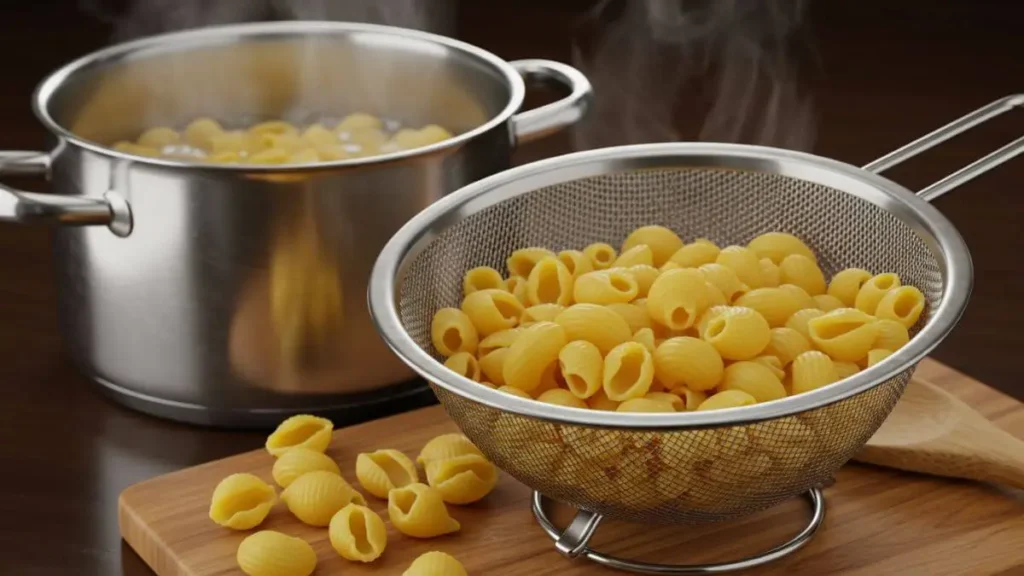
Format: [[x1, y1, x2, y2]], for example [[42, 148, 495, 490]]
[[370, 96, 1024, 573]]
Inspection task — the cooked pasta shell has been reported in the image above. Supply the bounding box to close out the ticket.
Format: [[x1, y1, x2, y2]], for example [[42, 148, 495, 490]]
[[622, 225, 684, 268], [507, 247, 556, 278], [209, 473, 277, 530], [813, 294, 846, 312], [603, 342, 655, 401], [417, 433, 484, 467], [280, 470, 366, 526], [752, 355, 787, 381], [444, 352, 481, 382], [138, 126, 180, 148], [702, 306, 772, 361], [463, 266, 505, 297], [329, 503, 388, 563], [697, 390, 757, 411], [791, 351, 839, 395], [785, 308, 825, 341], [631, 327, 658, 355], [873, 319, 910, 351], [779, 254, 826, 296], [356, 449, 419, 499], [699, 263, 749, 302], [425, 453, 499, 504], [613, 244, 654, 268], [721, 361, 787, 402], [557, 249, 594, 279], [587, 388, 621, 411], [875, 286, 926, 328], [668, 239, 720, 268], [807, 308, 879, 362], [555, 304, 632, 355], [265, 414, 333, 457], [653, 336, 723, 392], [272, 447, 340, 488], [237, 531, 316, 576], [626, 264, 660, 298], [573, 269, 639, 304], [759, 258, 782, 288], [834, 361, 861, 379], [388, 483, 461, 538], [733, 287, 802, 327], [606, 302, 653, 334], [779, 283, 818, 311], [828, 268, 873, 307], [748, 232, 816, 264], [583, 242, 617, 270], [479, 348, 510, 386], [763, 327, 812, 366], [461, 289, 525, 336], [503, 322, 567, 392], [477, 327, 523, 356], [505, 275, 529, 305], [646, 268, 713, 330], [526, 257, 574, 306], [403, 551, 468, 576], [716, 246, 763, 289], [537, 388, 588, 408], [521, 303, 566, 325], [854, 273, 901, 314], [867, 348, 894, 367], [643, 391, 685, 411]]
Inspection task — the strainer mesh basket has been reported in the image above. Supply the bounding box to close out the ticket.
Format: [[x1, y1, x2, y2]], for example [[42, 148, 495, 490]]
[[394, 165, 943, 525]]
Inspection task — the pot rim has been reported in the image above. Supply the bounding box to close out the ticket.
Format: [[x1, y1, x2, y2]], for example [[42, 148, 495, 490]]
[[32, 21, 526, 172]]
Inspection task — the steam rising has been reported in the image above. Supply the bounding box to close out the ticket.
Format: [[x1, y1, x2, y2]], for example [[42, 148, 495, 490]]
[[571, 0, 816, 151]]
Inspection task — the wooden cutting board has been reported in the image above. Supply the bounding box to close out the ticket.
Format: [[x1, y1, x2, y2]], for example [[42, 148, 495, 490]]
[[119, 359, 1024, 575]]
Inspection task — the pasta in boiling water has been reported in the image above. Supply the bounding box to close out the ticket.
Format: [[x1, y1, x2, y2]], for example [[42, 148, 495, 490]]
[[209, 473, 277, 530], [237, 531, 317, 576], [328, 503, 388, 563], [388, 483, 461, 538], [430, 226, 926, 412], [356, 449, 419, 499], [265, 415, 333, 457], [272, 447, 340, 488], [281, 470, 366, 526]]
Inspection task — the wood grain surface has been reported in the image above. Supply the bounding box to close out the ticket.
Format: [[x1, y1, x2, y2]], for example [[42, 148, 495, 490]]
[[119, 359, 1024, 576]]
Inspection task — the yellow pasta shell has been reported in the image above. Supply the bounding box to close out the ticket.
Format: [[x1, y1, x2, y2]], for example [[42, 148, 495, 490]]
[[498, 385, 531, 398], [716, 245, 763, 289], [328, 503, 388, 563], [537, 388, 588, 408], [403, 551, 468, 576], [237, 531, 316, 576], [875, 286, 926, 328], [479, 348, 510, 386], [673, 387, 707, 411], [653, 336, 723, 392], [521, 304, 566, 325], [779, 254, 826, 296], [828, 268, 873, 307], [759, 258, 782, 288], [526, 257, 574, 306], [555, 303, 632, 354], [557, 339, 604, 399], [557, 249, 594, 279], [733, 286, 802, 327], [444, 352, 481, 381], [867, 348, 894, 367], [854, 273, 901, 314], [138, 126, 180, 148], [418, 433, 484, 467], [699, 263, 749, 302], [460, 289, 524, 336], [779, 283, 818, 311], [388, 483, 461, 538], [587, 388, 621, 411], [507, 247, 556, 278], [425, 453, 499, 504], [874, 319, 910, 351], [791, 350, 839, 395], [613, 244, 655, 268], [721, 361, 787, 402], [502, 322, 567, 392], [463, 266, 505, 297], [748, 232, 816, 264], [668, 240, 720, 268], [272, 447, 340, 488], [646, 268, 712, 330], [505, 275, 529, 305], [697, 390, 757, 411], [631, 327, 658, 355], [573, 269, 639, 304], [644, 391, 685, 411], [626, 264, 660, 297], [606, 302, 653, 333], [209, 473, 277, 530], [703, 306, 771, 361], [834, 361, 861, 379], [813, 294, 846, 312], [603, 341, 655, 401], [617, 397, 676, 412], [478, 327, 523, 356], [280, 470, 366, 527], [807, 308, 879, 362], [785, 308, 826, 341], [356, 449, 419, 499], [265, 414, 333, 457], [621, 225, 684, 267], [583, 242, 618, 270]]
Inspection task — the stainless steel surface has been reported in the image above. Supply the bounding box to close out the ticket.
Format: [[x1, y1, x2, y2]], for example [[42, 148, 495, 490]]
[[0, 151, 50, 175], [369, 97, 1019, 524], [509, 60, 593, 144], [863, 94, 1024, 201], [533, 490, 825, 574], [0, 21, 591, 427]]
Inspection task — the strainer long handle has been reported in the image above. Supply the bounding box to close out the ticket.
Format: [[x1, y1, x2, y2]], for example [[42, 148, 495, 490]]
[[863, 94, 1024, 202]]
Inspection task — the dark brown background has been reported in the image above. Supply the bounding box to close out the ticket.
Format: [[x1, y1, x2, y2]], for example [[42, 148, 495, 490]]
[[0, 1, 1022, 574]]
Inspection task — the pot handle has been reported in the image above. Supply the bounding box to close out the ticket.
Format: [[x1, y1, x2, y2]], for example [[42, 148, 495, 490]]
[[509, 59, 593, 145], [0, 150, 131, 236], [863, 94, 1024, 202]]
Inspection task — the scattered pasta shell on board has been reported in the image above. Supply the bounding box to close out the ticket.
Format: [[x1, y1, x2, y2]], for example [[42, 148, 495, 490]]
[[280, 470, 366, 526], [388, 483, 461, 538], [403, 551, 468, 576], [237, 531, 317, 576], [418, 433, 485, 467], [356, 449, 420, 499], [209, 473, 277, 530], [425, 453, 499, 504], [272, 447, 340, 488], [265, 414, 333, 457], [329, 503, 388, 563]]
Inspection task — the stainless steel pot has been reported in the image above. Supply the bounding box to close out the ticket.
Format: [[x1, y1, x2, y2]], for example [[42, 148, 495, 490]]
[[0, 21, 593, 427]]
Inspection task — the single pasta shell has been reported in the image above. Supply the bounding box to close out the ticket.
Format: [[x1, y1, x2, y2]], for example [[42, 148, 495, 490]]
[[613, 244, 655, 268], [460, 289, 525, 336], [479, 348, 510, 387], [875, 286, 926, 328], [759, 258, 782, 288], [721, 361, 787, 402], [874, 319, 910, 351], [828, 268, 873, 307], [554, 304, 632, 355], [583, 242, 617, 270], [209, 473, 277, 530], [503, 322, 567, 392], [747, 232, 816, 264], [402, 551, 468, 576], [425, 453, 499, 504], [237, 531, 317, 576], [463, 266, 505, 297], [557, 249, 594, 279], [272, 447, 341, 488], [265, 414, 333, 457], [417, 434, 484, 467], [807, 308, 879, 362], [699, 263, 749, 302], [668, 241, 720, 268], [526, 257, 574, 306], [697, 390, 757, 411], [653, 336, 724, 391], [507, 247, 556, 278], [537, 388, 589, 408], [281, 470, 366, 527], [328, 503, 388, 563], [573, 269, 639, 304], [626, 264, 660, 297], [356, 449, 420, 499], [606, 302, 653, 333], [854, 273, 901, 314], [603, 342, 655, 401], [622, 225, 684, 267], [617, 397, 676, 413], [716, 246, 763, 289], [644, 391, 685, 411], [779, 254, 826, 295], [791, 351, 839, 395], [733, 287, 802, 327], [478, 328, 523, 356], [388, 483, 461, 538]]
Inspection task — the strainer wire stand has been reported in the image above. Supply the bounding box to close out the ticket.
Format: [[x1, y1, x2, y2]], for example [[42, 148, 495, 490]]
[[532, 489, 825, 574]]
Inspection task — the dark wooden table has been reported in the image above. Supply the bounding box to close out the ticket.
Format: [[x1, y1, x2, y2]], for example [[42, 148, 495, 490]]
[[0, 1, 1021, 574]]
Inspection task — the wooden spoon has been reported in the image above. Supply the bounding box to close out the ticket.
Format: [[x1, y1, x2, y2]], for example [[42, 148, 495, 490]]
[[853, 376, 1024, 489]]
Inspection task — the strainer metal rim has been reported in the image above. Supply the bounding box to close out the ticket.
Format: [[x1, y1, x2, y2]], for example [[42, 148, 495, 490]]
[[369, 142, 972, 430]]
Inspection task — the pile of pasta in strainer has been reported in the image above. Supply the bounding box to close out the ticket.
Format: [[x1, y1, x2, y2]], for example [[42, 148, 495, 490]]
[[430, 227, 926, 412]]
